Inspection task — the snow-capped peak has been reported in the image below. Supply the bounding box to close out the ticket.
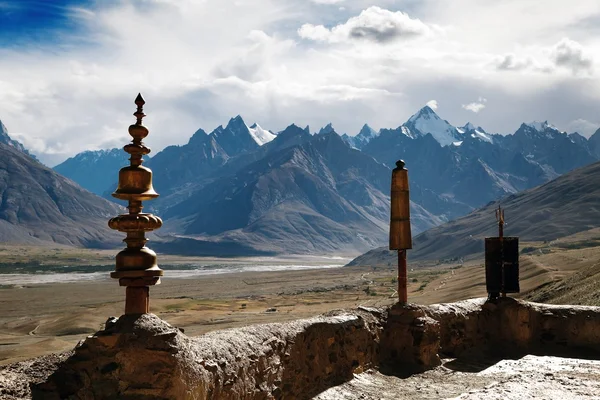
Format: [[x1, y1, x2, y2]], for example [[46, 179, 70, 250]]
[[407, 105, 437, 124], [247, 123, 276, 146], [462, 122, 476, 131], [471, 130, 493, 143], [405, 105, 460, 146], [459, 122, 493, 143], [525, 121, 559, 132]]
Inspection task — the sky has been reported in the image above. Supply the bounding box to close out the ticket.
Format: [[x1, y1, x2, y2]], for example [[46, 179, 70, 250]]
[[0, 0, 599, 166]]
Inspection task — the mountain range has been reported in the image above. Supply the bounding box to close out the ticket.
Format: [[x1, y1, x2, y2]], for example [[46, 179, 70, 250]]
[[54, 148, 131, 196], [347, 158, 600, 266], [7, 105, 600, 255], [156, 128, 443, 254], [0, 122, 123, 248]]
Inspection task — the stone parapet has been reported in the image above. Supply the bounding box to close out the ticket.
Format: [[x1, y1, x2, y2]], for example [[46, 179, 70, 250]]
[[26, 299, 600, 399]]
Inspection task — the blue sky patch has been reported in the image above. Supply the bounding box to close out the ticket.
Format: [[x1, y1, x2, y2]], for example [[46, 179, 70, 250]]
[[0, 0, 98, 48]]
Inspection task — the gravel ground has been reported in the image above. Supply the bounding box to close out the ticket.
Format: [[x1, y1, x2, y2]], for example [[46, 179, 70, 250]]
[[316, 355, 600, 400], [0, 352, 71, 400]]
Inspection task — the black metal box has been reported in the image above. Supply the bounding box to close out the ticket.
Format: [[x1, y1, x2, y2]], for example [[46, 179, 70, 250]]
[[485, 237, 519, 294]]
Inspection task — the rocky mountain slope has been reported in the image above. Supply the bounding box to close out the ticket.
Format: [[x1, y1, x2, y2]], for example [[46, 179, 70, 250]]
[[54, 148, 130, 195], [0, 126, 123, 247], [362, 109, 595, 221], [526, 257, 600, 307], [159, 131, 441, 254], [341, 124, 378, 149], [50, 105, 600, 256], [349, 159, 600, 265], [0, 120, 37, 160]]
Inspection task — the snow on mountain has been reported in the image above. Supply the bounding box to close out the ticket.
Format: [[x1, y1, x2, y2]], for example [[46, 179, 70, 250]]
[[471, 129, 493, 143], [460, 122, 493, 143], [247, 123, 276, 146], [518, 121, 566, 140], [401, 126, 415, 139], [405, 106, 461, 146], [525, 121, 560, 133], [462, 122, 476, 131], [210, 116, 260, 156]]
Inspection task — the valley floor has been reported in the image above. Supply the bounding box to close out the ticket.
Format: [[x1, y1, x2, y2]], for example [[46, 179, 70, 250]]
[[2, 236, 600, 366]]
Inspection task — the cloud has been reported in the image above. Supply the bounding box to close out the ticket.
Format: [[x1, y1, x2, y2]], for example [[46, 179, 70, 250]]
[[462, 97, 487, 113], [2, 0, 600, 166], [494, 38, 594, 75], [551, 38, 593, 74], [426, 99, 438, 110], [495, 54, 534, 71], [311, 0, 345, 4], [298, 6, 434, 44], [567, 118, 599, 137], [493, 53, 553, 73]]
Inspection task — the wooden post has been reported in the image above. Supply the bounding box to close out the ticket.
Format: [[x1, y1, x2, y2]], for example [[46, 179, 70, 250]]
[[398, 250, 408, 303], [125, 287, 149, 314], [389, 160, 412, 304]]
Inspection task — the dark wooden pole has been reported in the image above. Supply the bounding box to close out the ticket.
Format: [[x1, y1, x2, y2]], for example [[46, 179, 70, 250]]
[[389, 160, 412, 304], [125, 287, 149, 314], [398, 250, 408, 303]]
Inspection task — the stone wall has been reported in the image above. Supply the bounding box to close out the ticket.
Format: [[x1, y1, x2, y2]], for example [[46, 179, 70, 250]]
[[30, 298, 600, 399]]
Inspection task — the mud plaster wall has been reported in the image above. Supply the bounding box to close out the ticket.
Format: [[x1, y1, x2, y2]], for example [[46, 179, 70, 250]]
[[33, 308, 384, 400], [33, 299, 600, 399], [427, 298, 600, 360]]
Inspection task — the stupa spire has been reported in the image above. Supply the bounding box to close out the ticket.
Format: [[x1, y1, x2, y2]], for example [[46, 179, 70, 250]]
[[109, 93, 163, 315]]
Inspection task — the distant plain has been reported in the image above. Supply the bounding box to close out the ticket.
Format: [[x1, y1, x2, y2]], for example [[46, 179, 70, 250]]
[[2, 232, 600, 366]]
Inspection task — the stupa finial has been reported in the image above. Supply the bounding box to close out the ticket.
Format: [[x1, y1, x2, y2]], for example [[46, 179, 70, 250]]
[[109, 93, 163, 315]]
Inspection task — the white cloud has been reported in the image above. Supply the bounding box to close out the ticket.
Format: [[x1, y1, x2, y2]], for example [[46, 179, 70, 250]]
[[298, 6, 435, 44], [426, 99, 438, 110], [551, 38, 593, 74], [462, 97, 487, 113], [494, 38, 594, 76], [1, 1, 600, 166], [567, 118, 599, 137], [495, 54, 534, 71], [493, 53, 554, 73]]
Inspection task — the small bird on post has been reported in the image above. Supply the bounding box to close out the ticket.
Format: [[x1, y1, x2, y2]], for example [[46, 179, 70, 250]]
[[109, 94, 163, 315], [389, 160, 412, 304]]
